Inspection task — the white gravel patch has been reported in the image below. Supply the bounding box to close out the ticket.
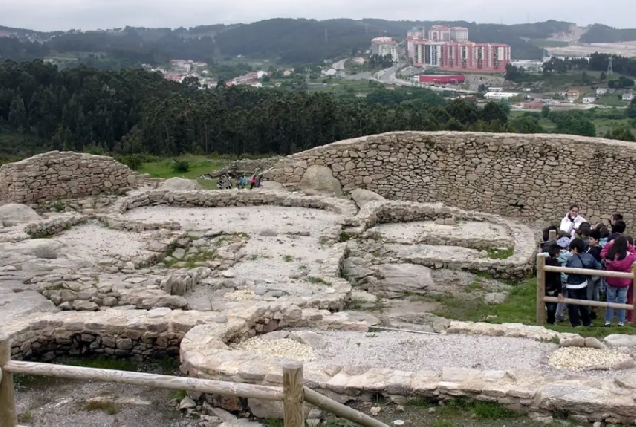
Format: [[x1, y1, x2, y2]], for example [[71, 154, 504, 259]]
[[549, 347, 634, 371], [310, 331, 554, 372], [233, 337, 314, 361], [54, 224, 152, 258], [302, 331, 636, 378]]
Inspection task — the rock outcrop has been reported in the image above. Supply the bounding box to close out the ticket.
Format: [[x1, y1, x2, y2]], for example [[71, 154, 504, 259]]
[[299, 165, 343, 196], [160, 177, 203, 191], [0, 203, 41, 226], [351, 188, 384, 209]]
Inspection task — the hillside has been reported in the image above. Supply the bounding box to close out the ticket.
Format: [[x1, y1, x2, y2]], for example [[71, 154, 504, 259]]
[[0, 18, 612, 66], [580, 24, 636, 43], [11, 19, 636, 67]]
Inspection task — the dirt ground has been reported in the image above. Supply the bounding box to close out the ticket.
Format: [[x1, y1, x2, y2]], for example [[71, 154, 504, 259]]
[[323, 400, 565, 427]]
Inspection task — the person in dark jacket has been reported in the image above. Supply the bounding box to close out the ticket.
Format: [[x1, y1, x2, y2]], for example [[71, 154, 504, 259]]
[[607, 220, 627, 244], [586, 229, 604, 320], [565, 238, 601, 327], [545, 244, 564, 325]]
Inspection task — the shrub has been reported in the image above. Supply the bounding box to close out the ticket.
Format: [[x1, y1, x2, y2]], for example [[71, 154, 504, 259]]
[[171, 159, 190, 173], [118, 154, 144, 170]]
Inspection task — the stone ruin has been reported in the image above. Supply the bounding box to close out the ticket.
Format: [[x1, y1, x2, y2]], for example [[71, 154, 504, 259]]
[[2, 143, 636, 426]]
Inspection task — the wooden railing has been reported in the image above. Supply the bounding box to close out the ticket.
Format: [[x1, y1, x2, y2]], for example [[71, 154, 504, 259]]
[[0, 339, 388, 427], [536, 253, 636, 325]]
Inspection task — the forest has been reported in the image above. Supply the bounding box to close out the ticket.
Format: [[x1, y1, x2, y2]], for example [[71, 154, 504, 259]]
[[0, 19, 578, 67], [1, 59, 631, 163], [579, 24, 636, 44]]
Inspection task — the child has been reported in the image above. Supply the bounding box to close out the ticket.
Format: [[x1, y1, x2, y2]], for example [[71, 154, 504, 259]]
[[602, 236, 635, 327], [596, 224, 610, 248], [603, 235, 636, 323], [565, 238, 601, 327], [555, 239, 572, 322], [545, 244, 564, 325], [577, 222, 592, 251]]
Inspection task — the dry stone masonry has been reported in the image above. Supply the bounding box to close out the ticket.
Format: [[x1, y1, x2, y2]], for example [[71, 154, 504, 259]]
[[0, 151, 149, 204], [5, 142, 636, 425], [266, 131, 636, 228]]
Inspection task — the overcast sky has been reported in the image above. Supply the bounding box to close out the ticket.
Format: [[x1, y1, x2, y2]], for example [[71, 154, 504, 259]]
[[2, 0, 634, 32]]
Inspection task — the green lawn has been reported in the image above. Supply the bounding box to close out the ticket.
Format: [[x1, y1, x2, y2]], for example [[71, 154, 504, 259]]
[[435, 276, 636, 338], [139, 154, 234, 189]]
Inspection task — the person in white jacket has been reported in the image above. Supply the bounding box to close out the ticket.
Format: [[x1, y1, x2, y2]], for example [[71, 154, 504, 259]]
[[559, 204, 587, 239]]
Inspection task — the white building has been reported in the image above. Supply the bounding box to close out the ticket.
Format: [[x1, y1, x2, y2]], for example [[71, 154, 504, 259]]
[[450, 27, 469, 42], [371, 37, 398, 62], [484, 92, 519, 100], [429, 25, 451, 42]]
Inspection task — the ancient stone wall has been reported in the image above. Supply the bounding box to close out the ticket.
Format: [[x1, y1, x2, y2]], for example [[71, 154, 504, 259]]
[[266, 131, 636, 227], [0, 151, 146, 204]]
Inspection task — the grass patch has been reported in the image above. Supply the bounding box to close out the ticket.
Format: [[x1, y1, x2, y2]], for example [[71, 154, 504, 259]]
[[170, 389, 187, 401], [66, 358, 138, 371], [17, 411, 33, 423], [84, 400, 119, 415], [487, 247, 514, 259], [264, 419, 285, 427], [435, 276, 636, 338], [440, 398, 520, 420], [338, 232, 354, 242], [306, 276, 331, 286], [283, 255, 294, 262], [140, 154, 231, 179]]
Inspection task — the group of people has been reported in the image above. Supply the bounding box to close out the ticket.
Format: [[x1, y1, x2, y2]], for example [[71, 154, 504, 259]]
[[541, 205, 633, 328], [216, 172, 264, 190]]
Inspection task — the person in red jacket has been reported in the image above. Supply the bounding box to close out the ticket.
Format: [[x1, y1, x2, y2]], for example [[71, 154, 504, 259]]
[[602, 236, 636, 327]]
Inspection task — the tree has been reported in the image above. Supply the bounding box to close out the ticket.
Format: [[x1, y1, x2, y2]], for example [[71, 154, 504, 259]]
[[541, 105, 551, 118], [8, 96, 26, 132], [628, 98, 636, 119]]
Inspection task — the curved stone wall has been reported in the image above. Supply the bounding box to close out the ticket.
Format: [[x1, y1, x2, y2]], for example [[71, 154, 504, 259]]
[[265, 132, 636, 227], [0, 151, 146, 204], [349, 200, 536, 279]]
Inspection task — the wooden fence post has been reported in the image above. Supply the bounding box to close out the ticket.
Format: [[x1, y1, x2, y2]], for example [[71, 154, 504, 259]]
[[282, 363, 304, 427], [536, 254, 547, 325], [631, 264, 636, 326], [0, 339, 17, 427], [549, 229, 557, 241]]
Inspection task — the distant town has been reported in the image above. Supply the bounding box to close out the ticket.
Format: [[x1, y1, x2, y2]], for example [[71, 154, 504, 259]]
[[1, 23, 634, 111]]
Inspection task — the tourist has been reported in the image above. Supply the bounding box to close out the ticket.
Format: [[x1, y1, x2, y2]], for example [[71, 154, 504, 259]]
[[559, 204, 587, 239], [249, 175, 257, 190], [603, 235, 636, 322], [595, 223, 611, 248], [602, 236, 635, 327], [607, 220, 627, 244], [545, 244, 564, 325], [256, 173, 264, 188], [564, 238, 600, 327], [539, 225, 559, 253], [555, 238, 572, 322], [576, 222, 592, 251], [610, 213, 624, 233], [586, 229, 604, 320]]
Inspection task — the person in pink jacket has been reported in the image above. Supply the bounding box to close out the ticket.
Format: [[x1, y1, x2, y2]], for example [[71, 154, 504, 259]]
[[602, 236, 636, 326]]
